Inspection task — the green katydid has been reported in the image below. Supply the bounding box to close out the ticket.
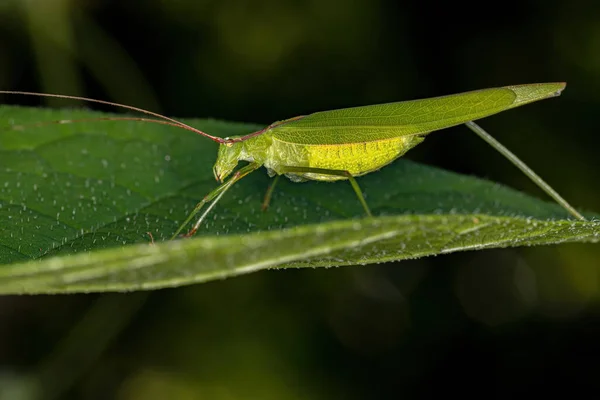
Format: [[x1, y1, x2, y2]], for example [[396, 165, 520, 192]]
[[0, 82, 585, 241]]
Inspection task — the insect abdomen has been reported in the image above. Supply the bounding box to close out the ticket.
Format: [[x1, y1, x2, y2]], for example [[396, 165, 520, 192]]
[[304, 135, 425, 181]]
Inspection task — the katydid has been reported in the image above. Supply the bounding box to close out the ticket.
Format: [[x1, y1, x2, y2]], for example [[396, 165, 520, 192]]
[[0, 83, 585, 240]]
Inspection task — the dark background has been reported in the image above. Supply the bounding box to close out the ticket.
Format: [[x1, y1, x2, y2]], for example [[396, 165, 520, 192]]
[[1, 0, 599, 399]]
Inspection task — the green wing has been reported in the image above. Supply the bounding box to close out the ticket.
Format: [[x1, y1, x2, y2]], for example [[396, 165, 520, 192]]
[[270, 83, 565, 145]]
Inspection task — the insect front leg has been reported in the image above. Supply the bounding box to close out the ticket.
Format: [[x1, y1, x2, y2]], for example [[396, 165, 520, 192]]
[[170, 162, 261, 239], [278, 166, 373, 217]]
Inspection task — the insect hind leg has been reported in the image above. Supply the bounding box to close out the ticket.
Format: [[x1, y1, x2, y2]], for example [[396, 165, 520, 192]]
[[278, 166, 372, 217]]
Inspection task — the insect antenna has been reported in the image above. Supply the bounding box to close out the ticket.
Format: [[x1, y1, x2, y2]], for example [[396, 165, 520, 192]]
[[0, 90, 229, 144], [229, 114, 306, 143], [6, 116, 201, 133]]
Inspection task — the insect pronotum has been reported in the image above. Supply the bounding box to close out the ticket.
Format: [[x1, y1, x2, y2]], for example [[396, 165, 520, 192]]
[[0, 83, 585, 240]]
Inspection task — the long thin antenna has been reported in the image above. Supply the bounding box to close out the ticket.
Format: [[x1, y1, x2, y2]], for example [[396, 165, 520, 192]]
[[233, 115, 306, 142], [0, 90, 229, 143], [465, 121, 585, 220], [7, 116, 200, 132]]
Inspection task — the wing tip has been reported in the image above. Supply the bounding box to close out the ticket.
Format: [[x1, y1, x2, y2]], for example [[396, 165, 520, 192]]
[[508, 82, 567, 104]]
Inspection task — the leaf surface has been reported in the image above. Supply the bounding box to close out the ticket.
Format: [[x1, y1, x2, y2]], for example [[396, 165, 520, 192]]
[[0, 105, 597, 294]]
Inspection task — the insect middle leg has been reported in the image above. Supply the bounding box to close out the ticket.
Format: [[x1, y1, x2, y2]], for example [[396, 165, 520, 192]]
[[277, 166, 372, 217], [261, 175, 281, 211]]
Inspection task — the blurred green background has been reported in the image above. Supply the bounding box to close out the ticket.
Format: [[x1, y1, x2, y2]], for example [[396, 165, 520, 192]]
[[1, 0, 599, 398]]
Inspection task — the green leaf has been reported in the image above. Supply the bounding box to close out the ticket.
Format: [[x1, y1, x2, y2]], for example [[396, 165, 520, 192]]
[[0, 105, 598, 294]]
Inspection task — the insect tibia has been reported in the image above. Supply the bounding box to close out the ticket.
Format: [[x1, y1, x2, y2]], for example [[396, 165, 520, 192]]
[[465, 121, 585, 221]]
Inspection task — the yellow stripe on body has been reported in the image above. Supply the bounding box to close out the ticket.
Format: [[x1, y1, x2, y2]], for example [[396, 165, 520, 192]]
[[304, 136, 421, 181]]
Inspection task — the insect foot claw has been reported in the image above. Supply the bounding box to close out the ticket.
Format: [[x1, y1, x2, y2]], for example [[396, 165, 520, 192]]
[[146, 232, 156, 245], [184, 229, 197, 238]]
